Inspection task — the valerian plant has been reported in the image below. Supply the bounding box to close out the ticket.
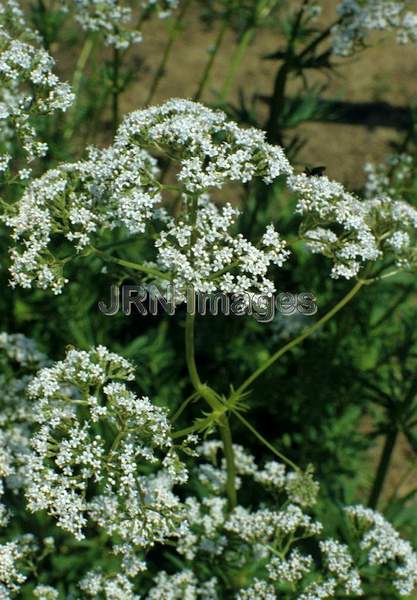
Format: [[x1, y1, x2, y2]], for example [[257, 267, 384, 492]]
[[0, 0, 417, 598], [1, 98, 417, 596], [1, 339, 417, 598], [0, 1, 74, 169]]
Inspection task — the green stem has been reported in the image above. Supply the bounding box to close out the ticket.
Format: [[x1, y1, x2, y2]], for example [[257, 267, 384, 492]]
[[64, 37, 94, 141], [232, 409, 299, 472], [265, 61, 289, 144], [265, 0, 307, 143], [171, 392, 199, 422], [172, 416, 213, 439], [297, 20, 338, 62], [37, 0, 50, 50], [218, 27, 255, 104], [112, 46, 120, 135], [236, 279, 366, 396], [185, 313, 237, 509], [185, 313, 204, 393], [94, 249, 172, 280], [219, 419, 237, 509], [73, 37, 95, 100], [368, 428, 398, 510], [145, 0, 192, 106], [193, 20, 228, 101]]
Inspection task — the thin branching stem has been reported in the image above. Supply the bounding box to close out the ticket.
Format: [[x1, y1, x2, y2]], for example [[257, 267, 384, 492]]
[[112, 45, 120, 135], [145, 0, 192, 106], [185, 312, 237, 509], [368, 428, 398, 509], [94, 249, 172, 280], [218, 27, 254, 105], [232, 409, 299, 472], [194, 20, 228, 101], [236, 278, 366, 396]]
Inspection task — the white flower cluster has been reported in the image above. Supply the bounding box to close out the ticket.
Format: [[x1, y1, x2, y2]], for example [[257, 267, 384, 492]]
[[0, 351, 416, 599], [142, 0, 180, 19], [0, 7, 74, 163], [195, 440, 319, 505], [80, 570, 140, 599], [0, 333, 47, 511], [364, 153, 414, 199], [290, 173, 380, 278], [0, 534, 36, 597], [364, 194, 417, 270], [5, 99, 292, 296], [0, 331, 47, 367], [63, 0, 181, 49], [4, 144, 160, 293], [291, 171, 417, 278], [146, 570, 218, 600], [67, 0, 142, 49], [117, 99, 292, 192], [225, 502, 323, 544], [332, 0, 417, 55], [319, 539, 363, 594], [155, 197, 289, 296], [267, 549, 313, 584], [346, 505, 417, 595], [33, 585, 59, 600], [25, 346, 187, 549], [0, 0, 25, 27], [153, 439, 417, 599], [235, 579, 276, 600]]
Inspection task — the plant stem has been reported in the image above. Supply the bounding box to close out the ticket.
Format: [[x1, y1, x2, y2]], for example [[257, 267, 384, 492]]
[[297, 20, 338, 62], [218, 27, 255, 104], [265, 61, 289, 144], [232, 409, 299, 472], [185, 313, 206, 395], [172, 416, 214, 439], [193, 20, 228, 101], [73, 37, 95, 100], [64, 37, 94, 141], [37, 0, 50, 50], [185, 313, 237, 509], [145, 0, 192, 106], [112, 46, 120, 135], [94, 249, 172, 280], [236, 279, 366, 396], [368, 428, 398, 509], [171, 392, 199, 422], [219, 419, 237, 509], [265, 0, 307, 143]]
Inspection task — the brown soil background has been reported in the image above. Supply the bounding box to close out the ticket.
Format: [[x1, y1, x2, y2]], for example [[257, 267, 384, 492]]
[[120, 0, 417, 189]]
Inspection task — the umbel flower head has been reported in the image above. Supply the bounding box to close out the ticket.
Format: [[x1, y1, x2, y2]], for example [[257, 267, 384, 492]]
[[332, 0, 417, 56], [61, 0, 181, 49], [290, 170, 417, 279], [4, 99, 292, 296], [115, 98, 292, 192], [4, 99, 417, 295], [0, 3, 74, 164], [57, 0, 179, 50], [142, 437, 417, 599], [0, 332, 48, 508], [26, 346, 188, 546], [0, 346, 417, 599], [64, 0, 143, 49], [4, 143, 160, 293]]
